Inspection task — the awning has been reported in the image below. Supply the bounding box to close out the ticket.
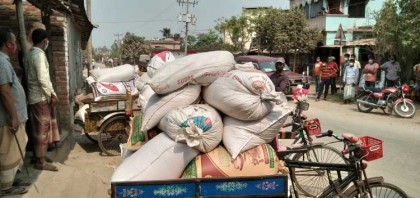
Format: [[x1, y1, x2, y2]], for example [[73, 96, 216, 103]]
[[27, 0, 96, 50]]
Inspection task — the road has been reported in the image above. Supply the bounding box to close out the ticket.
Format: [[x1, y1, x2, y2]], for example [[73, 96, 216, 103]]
[[296, 93, 420, 197]]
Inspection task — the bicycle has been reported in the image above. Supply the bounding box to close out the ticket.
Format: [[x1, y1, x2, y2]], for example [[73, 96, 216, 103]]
[[274, 99, 348, 197], [286, 130, 408, 198]]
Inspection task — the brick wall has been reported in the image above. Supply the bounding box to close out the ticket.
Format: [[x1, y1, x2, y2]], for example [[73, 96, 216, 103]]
[[0, 0, 84, 138]]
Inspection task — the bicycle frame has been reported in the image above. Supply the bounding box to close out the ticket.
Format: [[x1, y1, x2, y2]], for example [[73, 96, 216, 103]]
[[286, 155, 374, 198]]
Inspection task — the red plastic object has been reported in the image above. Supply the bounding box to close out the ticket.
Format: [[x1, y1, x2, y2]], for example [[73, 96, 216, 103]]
[[304, 118, 321, 136], [359, 136, 383, 161]]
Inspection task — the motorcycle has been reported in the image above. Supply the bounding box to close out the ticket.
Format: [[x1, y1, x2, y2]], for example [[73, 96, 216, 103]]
[[356, 83, 417, 118]]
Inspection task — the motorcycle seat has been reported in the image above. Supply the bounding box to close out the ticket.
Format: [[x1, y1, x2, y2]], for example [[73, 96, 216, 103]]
[[342, 133, 359, 143]]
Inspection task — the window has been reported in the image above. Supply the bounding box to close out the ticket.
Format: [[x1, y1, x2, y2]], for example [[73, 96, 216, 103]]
[[328, 0, 344, 14], [348, 0, 367, 18]]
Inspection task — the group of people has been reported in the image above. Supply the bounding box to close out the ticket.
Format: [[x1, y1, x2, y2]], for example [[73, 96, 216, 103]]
[[0, 23, 60, 196], [313, 53, 401, 104]]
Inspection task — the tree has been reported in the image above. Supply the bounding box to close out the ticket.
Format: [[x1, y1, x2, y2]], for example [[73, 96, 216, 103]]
[[120, 32, 151, 64], [173, 33, 181, 41], [253, 8, 322, 70], [93, 46, 110, 62], [110, 41, 121, 59], [374, 0, 420, 81], [180, 35, 197, 50], [160, 28, 172, 38], [215, 15, 253, 53], [193, 30, 224, 50]]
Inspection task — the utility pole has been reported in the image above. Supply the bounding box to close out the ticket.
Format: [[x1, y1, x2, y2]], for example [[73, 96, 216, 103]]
[[114, 33, 123, 66], [86, 0, 92, 72], [177, 0, 198, 55]]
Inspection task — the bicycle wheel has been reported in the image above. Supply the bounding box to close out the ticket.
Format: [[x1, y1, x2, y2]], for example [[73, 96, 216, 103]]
[[346, 182, 408, 198], [291, 145, 347, 197], [98, 115, 129, 156]]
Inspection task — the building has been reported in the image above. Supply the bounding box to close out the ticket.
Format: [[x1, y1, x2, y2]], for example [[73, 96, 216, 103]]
[[0, 0, 94, 141], [290, 0, 384, 64], [148, 38, 181, 50], [220, 7, 271, 54]]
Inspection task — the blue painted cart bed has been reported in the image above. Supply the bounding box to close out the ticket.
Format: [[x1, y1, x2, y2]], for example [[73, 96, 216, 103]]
[[111, 174, 288, 198]]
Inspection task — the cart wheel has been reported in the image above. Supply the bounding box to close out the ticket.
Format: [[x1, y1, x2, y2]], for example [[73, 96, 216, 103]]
[[84, 131, 99, 143], [98, 115, 129, 156]]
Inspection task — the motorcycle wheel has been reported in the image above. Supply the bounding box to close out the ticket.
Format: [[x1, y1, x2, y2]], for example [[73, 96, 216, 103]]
[[393, 100, 416, 118], [357, 95, 374, 113]]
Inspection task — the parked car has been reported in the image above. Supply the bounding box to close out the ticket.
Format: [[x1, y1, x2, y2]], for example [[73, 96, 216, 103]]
[[235, 55, 310, 94]]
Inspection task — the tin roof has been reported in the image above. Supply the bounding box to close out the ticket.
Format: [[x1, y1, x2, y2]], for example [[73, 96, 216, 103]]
[[27, 0, 96, 50]]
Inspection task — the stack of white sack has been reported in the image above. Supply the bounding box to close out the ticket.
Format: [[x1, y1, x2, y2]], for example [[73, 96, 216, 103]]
[[223, 103, 292, 159], [159, 104, 223, 153], [112, 51, 294, 183], [203, 69, 286, 121], [148, 51, 235, 94], [111, 133, 199, 182], [87, 64, 139, 102]]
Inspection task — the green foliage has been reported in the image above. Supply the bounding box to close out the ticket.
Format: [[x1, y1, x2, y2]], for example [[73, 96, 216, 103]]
[[194, 30, 224, 50], [93, 46, 110, 61], [160, 28, 172, 38], [110, 42, 120, 59], [215, 15, 253, 53], [374, 0, 420, 80], [120, 32, 151, 64], [253, 8, 322, 55]]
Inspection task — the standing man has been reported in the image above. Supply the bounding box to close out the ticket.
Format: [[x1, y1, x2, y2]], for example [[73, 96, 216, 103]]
[[328, 56, 339, 95], [350, 54, 361, 70], [363, 55, 380, 89], [380, 55, 401, 87], [316, 63, 335, 101], [0, 28, 29, 196], [313, 56, 322, 93], [270, 57, 290, 93], [343, 59, 359, 104], [25, 29, 59, 171]]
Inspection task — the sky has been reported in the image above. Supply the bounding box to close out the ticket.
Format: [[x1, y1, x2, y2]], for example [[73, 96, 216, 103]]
[[91, 0, 289, 48]]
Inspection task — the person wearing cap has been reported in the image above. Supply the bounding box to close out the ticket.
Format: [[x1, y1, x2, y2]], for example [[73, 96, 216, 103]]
[[25, 29, 59, 171], [270, 57, 290, 93]]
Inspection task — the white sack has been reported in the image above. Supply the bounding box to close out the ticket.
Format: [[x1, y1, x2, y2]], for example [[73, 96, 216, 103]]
[[147, 51, 175, 77], [203, 69, 286, 121], [90, 64, 136, 82], [111, 133, 199, 182], [233, 62, 256, 70], [136, 73, 155, 111], [90, 79, 138, 102], [74, 104, 89, 131], [223, 104, 292, 159], [159, 104, 223, 153], [149, 51, 235, 94], [141, 85, 201, 133]]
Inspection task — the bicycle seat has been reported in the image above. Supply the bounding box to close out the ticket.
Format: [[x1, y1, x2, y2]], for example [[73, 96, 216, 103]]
[[342, 133, 359, 143]]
